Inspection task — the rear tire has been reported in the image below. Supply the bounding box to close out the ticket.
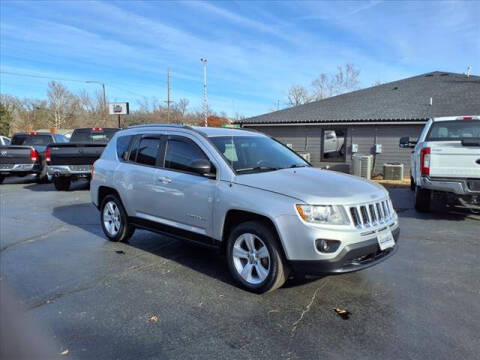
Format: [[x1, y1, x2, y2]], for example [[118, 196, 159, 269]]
[[0, 175, 4, 184], [54, 177, 71, 191], [415, 186, 431, 212], [226, 221, 288, 293], [100, 194, 135, 242]]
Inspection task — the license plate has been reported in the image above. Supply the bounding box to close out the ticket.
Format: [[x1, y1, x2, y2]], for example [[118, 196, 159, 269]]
[[70, 165, 91, 172], [377, 230, 395, 250]]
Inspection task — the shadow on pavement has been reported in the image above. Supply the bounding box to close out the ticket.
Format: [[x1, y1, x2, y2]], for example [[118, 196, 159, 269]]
[[51, 202, 319, 290], [25, 179, 90, 192]]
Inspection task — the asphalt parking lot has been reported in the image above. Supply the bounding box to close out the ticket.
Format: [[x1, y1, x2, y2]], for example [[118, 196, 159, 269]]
[[1, 176, 479, 360]]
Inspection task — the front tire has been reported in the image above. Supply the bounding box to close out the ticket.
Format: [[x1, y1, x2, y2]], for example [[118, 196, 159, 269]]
[[0, 175, 4, 184], [415, 186, 431, 212], [410, 176, 415, 191], [100, 194, 135, 242], [54, 177, 71, 191], [226, 221, 288, 293]]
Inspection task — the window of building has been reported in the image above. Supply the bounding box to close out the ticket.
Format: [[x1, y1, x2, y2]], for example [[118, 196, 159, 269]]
[[321, 128, 346, 162]]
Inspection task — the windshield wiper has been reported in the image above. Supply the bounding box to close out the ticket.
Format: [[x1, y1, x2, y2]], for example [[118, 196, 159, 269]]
[[289, 164, 309, 168], [236, 166, 280, 173]]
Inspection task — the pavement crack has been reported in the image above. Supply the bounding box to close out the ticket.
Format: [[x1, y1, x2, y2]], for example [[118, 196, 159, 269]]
[[290, 280, 329, 336], [0, 226, 68, 252]]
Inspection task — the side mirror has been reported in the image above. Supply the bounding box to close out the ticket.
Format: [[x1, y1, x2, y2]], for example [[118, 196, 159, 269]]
[[190, 158, 215, 178], [399, 136, 417, 148]]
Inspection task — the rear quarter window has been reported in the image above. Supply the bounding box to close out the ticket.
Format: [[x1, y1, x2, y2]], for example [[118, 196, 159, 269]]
[[116, 135, 133, 161]]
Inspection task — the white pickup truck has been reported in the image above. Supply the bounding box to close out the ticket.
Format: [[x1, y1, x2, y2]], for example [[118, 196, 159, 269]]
[[400, 116, 480, 212]]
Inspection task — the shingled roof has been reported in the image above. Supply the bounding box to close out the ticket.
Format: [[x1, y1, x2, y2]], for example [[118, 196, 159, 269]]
[[238, 71, 480, 125]]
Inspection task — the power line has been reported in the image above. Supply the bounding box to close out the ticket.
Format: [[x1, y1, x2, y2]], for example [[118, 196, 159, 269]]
[[1, 70, 146, 98], [0, 71, 90, 83]]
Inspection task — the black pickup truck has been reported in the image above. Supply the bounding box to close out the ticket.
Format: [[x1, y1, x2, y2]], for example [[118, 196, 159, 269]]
[[46, 127, 119, 191], [0, 132, 68, 184]]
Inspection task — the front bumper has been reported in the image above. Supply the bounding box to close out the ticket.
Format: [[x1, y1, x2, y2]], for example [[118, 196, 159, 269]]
[[290, 227, 400, 275], [421, 176, 480, 195], [47, 165, 91, 177]]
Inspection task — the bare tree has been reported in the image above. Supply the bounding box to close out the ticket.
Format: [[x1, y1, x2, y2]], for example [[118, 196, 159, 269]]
[[311, 63, 360, 101], [47, 81, 79, 128], [176, 98, 189, 117], [287, 85, 311, 106]]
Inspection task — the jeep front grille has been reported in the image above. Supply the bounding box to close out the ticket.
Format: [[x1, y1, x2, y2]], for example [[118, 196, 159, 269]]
[[349, 199, 393, 228]]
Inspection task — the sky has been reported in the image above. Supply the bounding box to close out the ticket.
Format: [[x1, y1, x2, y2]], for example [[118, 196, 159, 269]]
[[1, 0, 479, 117]]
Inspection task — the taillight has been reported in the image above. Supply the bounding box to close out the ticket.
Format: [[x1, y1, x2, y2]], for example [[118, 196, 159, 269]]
[[92, 127, 103, 131], [45, 147, 51, 163], [30, 149, 39, 162], [28, 131, 38, 135], [420, 147, 430, 175]]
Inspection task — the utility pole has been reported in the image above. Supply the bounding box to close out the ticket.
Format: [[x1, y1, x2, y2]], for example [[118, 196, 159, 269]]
[[166, 69, 172, 123], [86, 81, 107, 127], [200, 58, 208, 127]]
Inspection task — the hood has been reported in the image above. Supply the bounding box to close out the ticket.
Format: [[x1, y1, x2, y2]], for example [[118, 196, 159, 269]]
[[233, 167, 387, 205]]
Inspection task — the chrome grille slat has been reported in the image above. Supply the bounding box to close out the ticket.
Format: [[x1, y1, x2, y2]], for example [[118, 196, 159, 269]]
[[349, 199, 394, 229]]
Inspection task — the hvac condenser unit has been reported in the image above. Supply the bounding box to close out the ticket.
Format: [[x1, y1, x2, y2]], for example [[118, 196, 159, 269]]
[[383, 163, 404, 180], [299, 152, 311, 162], [352, 155, 373, 179]]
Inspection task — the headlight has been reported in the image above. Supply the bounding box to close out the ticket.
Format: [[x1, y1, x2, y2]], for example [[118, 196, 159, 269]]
[[295, 204, 350, 225]]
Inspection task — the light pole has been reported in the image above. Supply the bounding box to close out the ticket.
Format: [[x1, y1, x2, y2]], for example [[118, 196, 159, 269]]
[[200, 58, 208, 127], [86, 81, 107, 127]]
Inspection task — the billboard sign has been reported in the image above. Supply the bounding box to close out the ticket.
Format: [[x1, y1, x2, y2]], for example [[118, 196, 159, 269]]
[[109, 102, 129, 115]]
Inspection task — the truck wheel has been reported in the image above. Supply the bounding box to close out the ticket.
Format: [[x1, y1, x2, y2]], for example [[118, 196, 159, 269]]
[[54, 177, 71, 191], [226, 221, 288, 293], [100, 194, 135, 242], [415, 186, 431, 212], [0, 175, 4, 184], [410, 176, 415, 191]]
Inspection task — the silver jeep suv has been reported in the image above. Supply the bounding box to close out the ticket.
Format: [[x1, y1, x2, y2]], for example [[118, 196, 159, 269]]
[[91, 124, 399, 293]]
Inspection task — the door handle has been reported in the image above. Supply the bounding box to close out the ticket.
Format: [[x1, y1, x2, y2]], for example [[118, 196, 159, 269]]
[[158, 176, 172, 184]]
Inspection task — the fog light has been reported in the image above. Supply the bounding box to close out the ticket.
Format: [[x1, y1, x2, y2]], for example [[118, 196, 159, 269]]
[[316, 239, 341, 253]]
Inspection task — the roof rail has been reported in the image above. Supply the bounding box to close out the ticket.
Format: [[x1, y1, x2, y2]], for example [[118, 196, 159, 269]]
[[128, 123, 190, 129]]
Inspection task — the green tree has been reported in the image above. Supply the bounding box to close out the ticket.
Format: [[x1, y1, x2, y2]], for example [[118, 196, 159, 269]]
[[0, 103, 12, 136]]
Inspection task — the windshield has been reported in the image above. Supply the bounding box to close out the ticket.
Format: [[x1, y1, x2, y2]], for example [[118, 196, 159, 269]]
[[70, 129, 118, 143], [427, 120, 480, 141], [11, 135, 52, 146], [210, 136, 309, 173]]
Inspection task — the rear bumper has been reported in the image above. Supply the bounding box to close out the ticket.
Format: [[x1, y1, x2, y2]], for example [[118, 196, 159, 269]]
[[0, 163, 40, 175], [47, 165, 91, 177], [289, 227, 399, 275], [421, 176, 480, 195]]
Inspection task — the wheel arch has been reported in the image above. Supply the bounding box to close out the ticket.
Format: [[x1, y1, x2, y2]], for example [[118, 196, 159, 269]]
[[220, 209, 287, 259], [98, 186, 127, 213]]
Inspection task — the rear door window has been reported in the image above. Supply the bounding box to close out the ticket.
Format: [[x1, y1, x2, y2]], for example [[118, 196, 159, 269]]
[[135, 138, 161, 166]]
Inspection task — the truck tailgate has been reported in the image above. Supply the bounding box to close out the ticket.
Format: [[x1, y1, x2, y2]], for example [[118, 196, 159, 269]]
[[0, 146, 35, 167], [48, 144, 106, 166], [429, 141, 480, 178]]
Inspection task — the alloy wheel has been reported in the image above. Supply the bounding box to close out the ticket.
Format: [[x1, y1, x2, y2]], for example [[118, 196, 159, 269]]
[[103, 201, 121, 236], [232, 233, 271, 285]]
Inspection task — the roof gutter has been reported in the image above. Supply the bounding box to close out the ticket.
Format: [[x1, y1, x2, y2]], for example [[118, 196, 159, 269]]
[[240, 120, 428, 127]]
